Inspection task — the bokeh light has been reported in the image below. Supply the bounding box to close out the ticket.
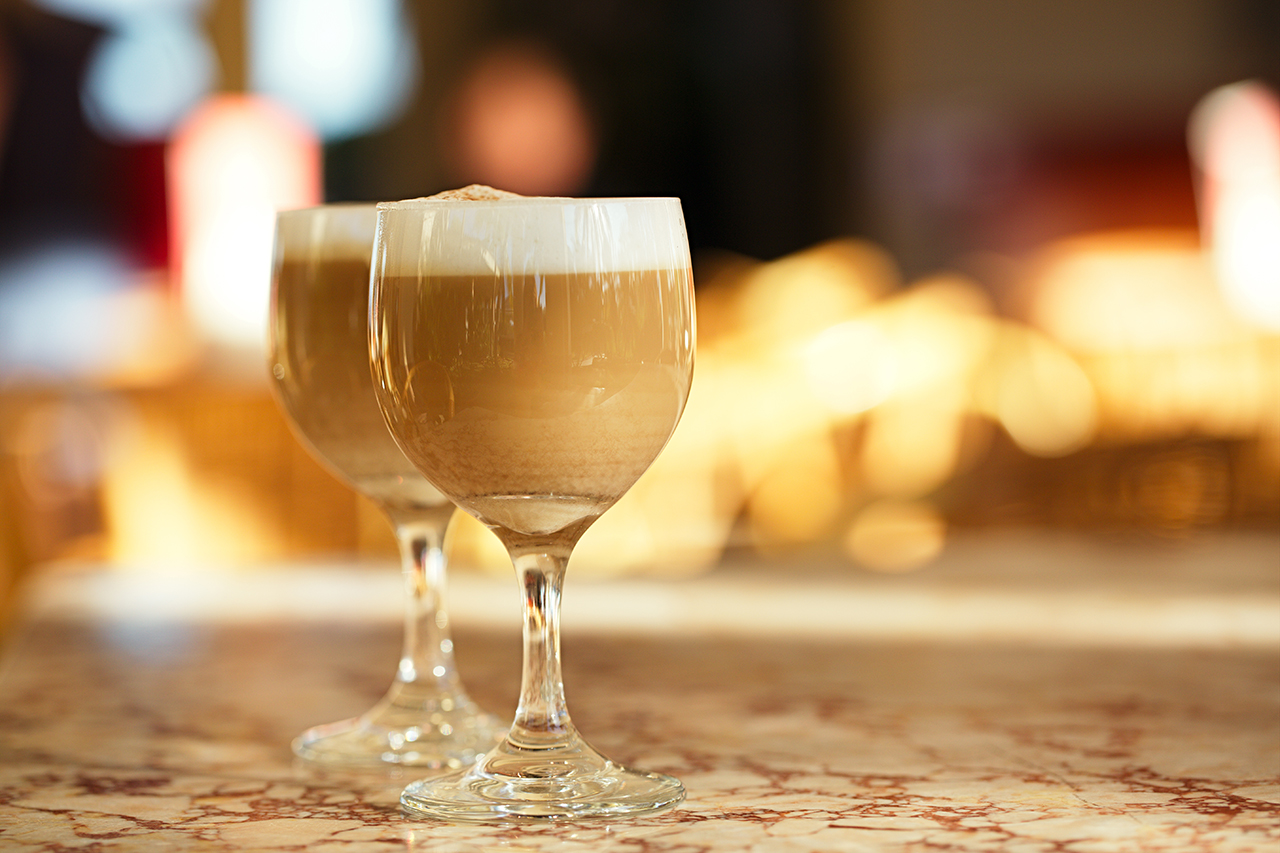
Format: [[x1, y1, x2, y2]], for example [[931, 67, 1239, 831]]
[[2, 9, 1276, 583], [1028, 232, 1240, 352], [442, 40, 597, 196], [80, 7, 215, 141], [843, 499, 947, 573], [248, 0, 419, 141], [0, 243, 132, 377], [167, 94, 320, 354], [1189, 81, 1280, 331]]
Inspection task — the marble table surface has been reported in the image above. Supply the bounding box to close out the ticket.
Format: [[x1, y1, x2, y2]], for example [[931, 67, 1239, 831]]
[[0, 532, 1277, 851]]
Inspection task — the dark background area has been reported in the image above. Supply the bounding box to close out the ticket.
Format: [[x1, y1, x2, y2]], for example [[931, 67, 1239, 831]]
[[4, 0, 1274, 280]]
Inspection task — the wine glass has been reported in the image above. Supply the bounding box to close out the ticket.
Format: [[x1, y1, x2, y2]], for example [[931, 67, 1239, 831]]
[[267, 203, 502, 768], [369, 194, 696, 820]]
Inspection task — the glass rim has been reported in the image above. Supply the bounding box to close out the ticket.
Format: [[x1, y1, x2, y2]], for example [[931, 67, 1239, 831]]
[[375, 195, 682, 211], [276, 201, 378, 218]]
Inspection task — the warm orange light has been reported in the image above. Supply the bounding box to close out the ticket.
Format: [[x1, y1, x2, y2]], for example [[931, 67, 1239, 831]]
[[1021, 229, 1273, 444], [100, 408, 287, 566], [1028, 232, 1239, 352], [444, 41, 596, 196], [804, 319, 896, 416], [876, 274, 994, 396], [843, 499, 946, 573], [745, 426, 844, 549], [736, 239, 897, 347], [168, 94, 321, 353], [861, 391, 967, 494], [982, 326, 1097, 457]]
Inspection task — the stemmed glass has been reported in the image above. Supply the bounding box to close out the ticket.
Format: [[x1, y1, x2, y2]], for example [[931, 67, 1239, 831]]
[[267, 203, 502, 768], [369, 194, 696, 820]]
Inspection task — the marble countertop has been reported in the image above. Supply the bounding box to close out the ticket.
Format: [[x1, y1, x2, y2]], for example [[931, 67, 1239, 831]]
[[0, 532, 1277, 851]]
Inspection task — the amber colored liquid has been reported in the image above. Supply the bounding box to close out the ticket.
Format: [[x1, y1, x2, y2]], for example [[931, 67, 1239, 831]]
[[373, 269, 694, 537], [270, 257, 447, 511]]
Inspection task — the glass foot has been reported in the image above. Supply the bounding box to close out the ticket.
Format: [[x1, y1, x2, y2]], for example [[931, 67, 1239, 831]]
[[399, 739, 685, 821], [293, 685, 504, 769]]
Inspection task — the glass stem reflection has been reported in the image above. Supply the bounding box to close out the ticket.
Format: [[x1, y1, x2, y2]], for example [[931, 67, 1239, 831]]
[[388, 505, 463, 706], [508, 549, 576, 750]]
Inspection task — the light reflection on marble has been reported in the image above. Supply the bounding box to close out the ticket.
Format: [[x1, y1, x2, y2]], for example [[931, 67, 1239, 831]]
[[0, 536, 1277, 851]]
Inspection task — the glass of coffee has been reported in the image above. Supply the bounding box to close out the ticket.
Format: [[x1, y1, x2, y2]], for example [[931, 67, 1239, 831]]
[[268, 203, 501, 768], [370, 191, 695, 820]]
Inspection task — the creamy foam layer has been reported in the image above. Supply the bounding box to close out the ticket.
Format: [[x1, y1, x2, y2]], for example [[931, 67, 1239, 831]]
[[275, 203, 377, 259], [375, 186, 689, 277]]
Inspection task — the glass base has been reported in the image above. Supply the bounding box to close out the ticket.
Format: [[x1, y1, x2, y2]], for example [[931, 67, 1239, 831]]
[[293, 686, 503, 769], [399, 740, 685, 821]]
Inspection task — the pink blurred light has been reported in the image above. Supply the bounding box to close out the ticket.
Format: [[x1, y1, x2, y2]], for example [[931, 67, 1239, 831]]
[[1189, 81, 1280, 330], [167, 94, 321, 349], [443, 41, 597, 196]]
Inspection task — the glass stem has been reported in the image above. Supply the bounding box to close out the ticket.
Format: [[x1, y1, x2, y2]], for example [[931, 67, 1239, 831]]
[[388, 505, 461, 698], [507, 549, 577, 751]]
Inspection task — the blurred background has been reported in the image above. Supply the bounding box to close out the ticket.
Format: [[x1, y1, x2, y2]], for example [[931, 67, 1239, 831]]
[[0, 0, 1276, 612]]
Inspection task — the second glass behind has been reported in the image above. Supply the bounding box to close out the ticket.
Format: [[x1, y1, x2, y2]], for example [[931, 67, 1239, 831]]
[[268, 203, 502, 768]]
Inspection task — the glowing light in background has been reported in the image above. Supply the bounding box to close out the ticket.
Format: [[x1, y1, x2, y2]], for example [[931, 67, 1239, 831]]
[[862, 391, 967, 495], [844, 499, 946, 573], [13, 216, 1278, 573], [2, 7, 1274, 584], [168, 95, 320, 353], [99, 402, 289, 564], [444, 41, 597, 196], [249, 0, 419, 141], [983, 326, 1097, 457], [1029, 232, 1242, 352], [876, 275, 994, 396], [804, 320, 896, 416], [1189, 81, 1280, 331], [736, 239, 895, 346], [0, 243, 131, 377], [80, 7, 215, 141], [746, 424, 844, 548], [1022, 230, 1271, 444]]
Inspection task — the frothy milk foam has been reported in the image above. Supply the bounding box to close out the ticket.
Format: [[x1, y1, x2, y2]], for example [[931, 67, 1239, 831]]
[[376, 186, 691, 278], [275, 203, 376, 262]]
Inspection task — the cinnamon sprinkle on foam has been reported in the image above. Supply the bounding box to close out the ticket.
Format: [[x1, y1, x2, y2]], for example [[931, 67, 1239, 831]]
[[420, 185, 524, 202]]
